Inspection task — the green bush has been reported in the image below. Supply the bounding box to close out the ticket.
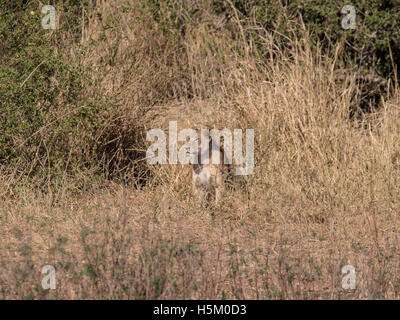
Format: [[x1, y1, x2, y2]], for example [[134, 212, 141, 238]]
[[0, 1, 91, 180], [0, 1, 152, 192], [225, 0, 399, 80]]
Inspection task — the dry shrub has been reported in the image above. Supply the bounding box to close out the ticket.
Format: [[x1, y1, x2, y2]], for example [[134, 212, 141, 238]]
[[1, 0, 400, 299]]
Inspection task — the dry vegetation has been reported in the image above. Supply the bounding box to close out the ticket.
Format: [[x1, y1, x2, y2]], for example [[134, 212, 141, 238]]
[[1, 0, 400, 299]]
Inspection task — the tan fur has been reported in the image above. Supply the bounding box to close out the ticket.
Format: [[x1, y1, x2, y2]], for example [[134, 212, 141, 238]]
[[192, 132, 227, 207]]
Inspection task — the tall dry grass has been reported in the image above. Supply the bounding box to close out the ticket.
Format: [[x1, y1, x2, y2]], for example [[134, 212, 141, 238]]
[[1, 0, 399, 299]]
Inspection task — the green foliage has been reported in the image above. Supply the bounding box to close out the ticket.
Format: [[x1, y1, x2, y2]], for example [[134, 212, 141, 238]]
[[224, 0, 400, 79], [0, 2, 89, 169], [145, 0, 399, 79], [0, 1, 143, 191]]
